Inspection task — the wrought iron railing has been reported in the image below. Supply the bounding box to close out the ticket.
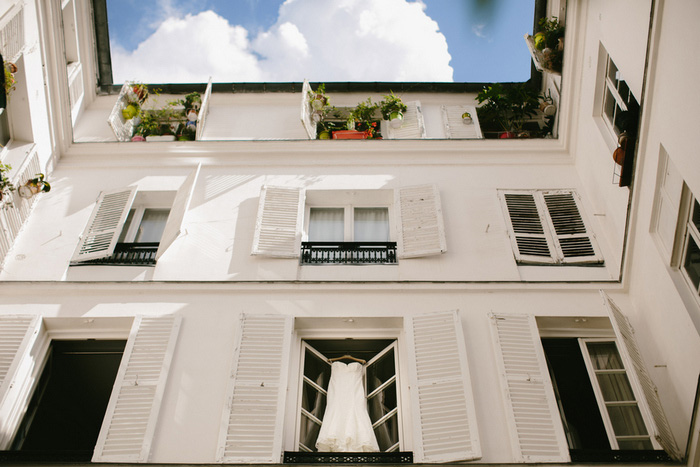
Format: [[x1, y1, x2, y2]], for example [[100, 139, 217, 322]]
[[80, 243, 159, 266], [300, 242, 397, 265]]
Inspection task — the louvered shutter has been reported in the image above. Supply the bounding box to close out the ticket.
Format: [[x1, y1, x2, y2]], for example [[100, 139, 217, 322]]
[[195, 78, 213, 140], [489, 313, 569, 462], [155, 164, 200, 260], [300, 79, 318, 139], [405, 311, 481, 462], [217, 314, 292, 463], [72, 187, 137, 262], [0, 315, 41, 449], [601, 291, 682, 460], [252, 186, 305, 257], [501, 191, 557, 264], [93, 315, 181, 462], [542, 191, 602, 264], [441, 105, 483, 139], [108, 83, 138, 142], [395, 184, 446, 258], [384, 101, 426, 139]]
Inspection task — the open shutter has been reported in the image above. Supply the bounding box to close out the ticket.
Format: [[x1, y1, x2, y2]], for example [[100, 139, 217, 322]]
[[500, 191, 557, 264], [72, 186, 137, 262], [300, 79, 318, 139], [0, 315, 42, 449], [108, 83, 137, 142], [441, 105, 483, 139], [155, 164, 201, 260], [405, 310, 481, 462], [195, 77, 213, 140], [384, 101, 426, 139], [489, 313, 569, 462], [395, 184, 446, 258], [93, 315, 181, 462], [542, 191, 602, 264], [601, 292, 682, 460], [217, 314, 292, 463], [252, 185, 305, 257]]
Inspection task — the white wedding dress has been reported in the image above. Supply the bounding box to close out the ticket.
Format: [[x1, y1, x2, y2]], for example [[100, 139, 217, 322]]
[[316, 361, 380, 452]]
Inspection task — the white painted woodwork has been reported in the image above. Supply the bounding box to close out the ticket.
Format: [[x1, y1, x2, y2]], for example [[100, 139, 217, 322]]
[[196, 78, 213, 141], [300, 79, 317, 140], [252, 186, 305, 257], [395, 184, 446, 258], [384, 101, 426, 139], [156, 164, 200, 260], [440, 105, 483, 139]]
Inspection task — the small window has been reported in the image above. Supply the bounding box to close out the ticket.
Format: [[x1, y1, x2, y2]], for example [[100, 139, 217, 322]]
[[499, 190, 603, 265], [601, 54, 638, 139], [680, 194, 700, 297]]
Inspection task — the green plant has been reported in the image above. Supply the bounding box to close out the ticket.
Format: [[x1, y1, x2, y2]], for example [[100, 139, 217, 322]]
[[534, 16, 565, 72], [379, 92, 407, 120], [27, 173, 51, 193], [171, 92, 202, 113], [0, 163, 15, 204], [4, 66, 16, 97], [349, 98, 380, 138], [537, 16, 564, 49], [308, 83, 329, 111], [476, 83, 540, 136]]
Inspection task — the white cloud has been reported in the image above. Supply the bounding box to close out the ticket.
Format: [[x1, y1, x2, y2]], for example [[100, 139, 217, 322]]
[[112, 0, 453, 83], [472, 24, 486, 38]]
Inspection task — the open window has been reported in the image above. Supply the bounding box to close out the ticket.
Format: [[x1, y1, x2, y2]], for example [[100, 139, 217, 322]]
[[489, 294, 681, 463], [70, 165, 199, 265], [499, 189, 603, 265], [252, 184, 446, 263]]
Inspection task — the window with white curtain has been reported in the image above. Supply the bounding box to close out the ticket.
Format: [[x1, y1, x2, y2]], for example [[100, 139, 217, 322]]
[[308, 207, 390, 242], [118, 208, 170, 244]]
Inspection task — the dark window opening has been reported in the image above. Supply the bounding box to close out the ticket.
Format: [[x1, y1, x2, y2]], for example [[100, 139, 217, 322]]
[[8, 339, 125, 460]]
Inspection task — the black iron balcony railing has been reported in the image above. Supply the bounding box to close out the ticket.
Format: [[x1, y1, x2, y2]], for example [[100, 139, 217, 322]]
[[300, 242, 398, 265], [81, 242, 159, 266]]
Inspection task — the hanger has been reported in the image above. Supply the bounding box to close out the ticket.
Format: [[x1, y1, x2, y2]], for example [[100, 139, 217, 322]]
[[328, 354, 366, 364]]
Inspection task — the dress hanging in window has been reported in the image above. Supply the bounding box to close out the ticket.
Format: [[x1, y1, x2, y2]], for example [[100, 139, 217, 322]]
[[316, 361, 380, 452]]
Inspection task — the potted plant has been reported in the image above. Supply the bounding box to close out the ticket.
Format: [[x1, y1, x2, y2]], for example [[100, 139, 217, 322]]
[[4, 62, 17, 100], [379, 92, 407, 128], [18, 173, 51, 199], [532, 16, 565, 73], [0, 163, 15, 207], [343, 98, 380, 139], [122, 82, 149, 123], [476, 83, 540, 138], [308, 83, 330, 112]]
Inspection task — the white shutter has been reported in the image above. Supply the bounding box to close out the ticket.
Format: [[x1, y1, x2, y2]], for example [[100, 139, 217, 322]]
[[252, 185, 305, 257], [441, 105, 483, 139], [489, 313, 569, 462], [395, 184, 446, 258], [500, 191, 557, 264], [300, 79, 318, 139], [155, 164, 200, 260], [542, 191, 602, 264], [72, 187, 137, 262], [405, 311, 481, 462], [0, 315, 42, 449], [601, 291, 682, 460], [217, 314, 292, 463], [195, 78, 213, 140], [108, 83, 137, 142], [385, 101, 426, 139], [0, 3, 25, 61], [93, 315, 181, 462]]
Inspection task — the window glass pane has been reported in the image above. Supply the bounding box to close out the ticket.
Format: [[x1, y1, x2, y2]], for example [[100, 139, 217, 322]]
[[603, 89, 616, 124], [596, 373, 636, 401], [586, 342, 624, 370], [301, 347, 331, 451], [692, 199, 700, 231], [309, 208, 344, 241], [683, 234, 700, 291], [354, 208, 389, 242], [135, 209, 169, 243], [607, 59, 619, 87], [607, 404, 649, 436], [618, 439, 654, 450], [617, 79, 630, 104], [118, 209, 135, 243], [373, 411, 399, 451]]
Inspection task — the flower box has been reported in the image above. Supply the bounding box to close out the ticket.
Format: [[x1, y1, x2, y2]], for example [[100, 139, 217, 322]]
[[332, 130, 368, 140]]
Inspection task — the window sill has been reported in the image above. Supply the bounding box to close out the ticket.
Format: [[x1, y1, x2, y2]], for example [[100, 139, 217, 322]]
[[283, 451, 413, 464], [569, 449, 672, 463]]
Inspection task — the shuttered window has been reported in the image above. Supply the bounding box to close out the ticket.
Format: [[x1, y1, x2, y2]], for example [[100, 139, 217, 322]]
[[440, 105, 483, 139], [395, 184, 446, 258], [384, 101, 426, 139], [252, 186, 306, 258], [500, 190, 603, 265]]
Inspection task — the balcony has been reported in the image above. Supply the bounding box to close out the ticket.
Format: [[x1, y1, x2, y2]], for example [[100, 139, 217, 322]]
[[300, 242, 398, 265], [75, 243, 159, 266]]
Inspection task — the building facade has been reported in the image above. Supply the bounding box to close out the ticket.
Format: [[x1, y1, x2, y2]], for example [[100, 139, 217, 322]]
[[0, 0, 699, 465]]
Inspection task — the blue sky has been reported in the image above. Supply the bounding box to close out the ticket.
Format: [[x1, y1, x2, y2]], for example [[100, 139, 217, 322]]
[[107, 0, 534, 84]]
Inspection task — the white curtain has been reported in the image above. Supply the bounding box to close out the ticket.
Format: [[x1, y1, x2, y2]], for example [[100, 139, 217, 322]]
[[309, 208, 344, 241], [354, 208, 389, 242]]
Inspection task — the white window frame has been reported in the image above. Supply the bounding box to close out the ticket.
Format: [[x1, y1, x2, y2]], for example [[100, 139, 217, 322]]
[[119, 206, 171, 244], [304, 205, 392, 242], [601, 55, 630, 138], [677, 189, 700, 299], [578, 338, 661, 451]]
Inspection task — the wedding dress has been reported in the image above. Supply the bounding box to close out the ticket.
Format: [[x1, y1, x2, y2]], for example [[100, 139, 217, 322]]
[[316, 361, 380, 452]]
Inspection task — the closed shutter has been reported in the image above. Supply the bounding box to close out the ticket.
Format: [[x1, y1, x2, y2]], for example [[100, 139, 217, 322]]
[[601, 291, 682, 460], [441, 105, 483, 139], [0, 315, 41, 449], [501, 191, 557, 264], [72, 187, 137, 262], [300, 79, 318, 139], [489, 313, 569, 462], [542, 191, 602, 264], [93, 315, 181, 462], [195, 78, 213, 140], [108, 83, 138, 142], [405, 311, 481, 462], [252, 186, 305, 257], [156, 164, 200, 260], [384, 101, 426, 139], [395, 184, 446, 258], [217, 314, 292, 463]]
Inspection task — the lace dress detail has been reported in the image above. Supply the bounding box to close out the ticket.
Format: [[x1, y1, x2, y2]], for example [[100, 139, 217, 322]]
[[316, 361, 379, 452]]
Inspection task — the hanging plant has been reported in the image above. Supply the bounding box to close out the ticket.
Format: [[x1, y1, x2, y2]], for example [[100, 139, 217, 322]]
[[0, 163, 15, 207]]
